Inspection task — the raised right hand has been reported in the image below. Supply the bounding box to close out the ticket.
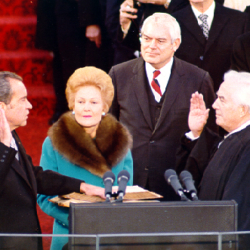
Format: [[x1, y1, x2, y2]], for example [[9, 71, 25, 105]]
[[0, 108, 12, 147], [188, 92, 210, 138]]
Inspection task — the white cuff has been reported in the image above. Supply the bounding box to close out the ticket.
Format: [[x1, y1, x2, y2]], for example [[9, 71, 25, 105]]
[[185, 131, 200, 141]]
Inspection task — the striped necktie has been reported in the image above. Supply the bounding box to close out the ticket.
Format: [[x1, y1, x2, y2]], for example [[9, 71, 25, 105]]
[[198, 14, 209, 39], [151, 70, 162, 96]]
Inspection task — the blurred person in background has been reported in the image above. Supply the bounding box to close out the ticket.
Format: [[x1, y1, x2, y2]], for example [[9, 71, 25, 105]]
[[36, 0, 114, 124]]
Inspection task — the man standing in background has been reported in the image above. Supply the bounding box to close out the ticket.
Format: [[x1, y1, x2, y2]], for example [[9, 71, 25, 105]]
[[109, 13, 217, 200]]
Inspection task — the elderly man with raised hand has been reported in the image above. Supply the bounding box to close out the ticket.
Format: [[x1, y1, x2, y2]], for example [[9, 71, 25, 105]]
[[109, 13, 217, 201], [0, 71, 105, 250], [176, 70, 250, 231]]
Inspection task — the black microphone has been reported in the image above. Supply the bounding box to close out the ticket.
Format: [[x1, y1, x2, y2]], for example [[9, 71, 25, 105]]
[[179, 170, 199, 201], [103, 171, 115, 202], [164, 169, 190, 201], [117, 170, 130, 202]]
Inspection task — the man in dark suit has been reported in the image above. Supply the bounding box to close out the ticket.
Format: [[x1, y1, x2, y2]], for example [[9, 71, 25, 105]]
[[109, 13, 217, 200], [231, 31, 250, 72], [172, 0, 249, 92], [176, 70, 250, 231], [0, 72, 104, 249]]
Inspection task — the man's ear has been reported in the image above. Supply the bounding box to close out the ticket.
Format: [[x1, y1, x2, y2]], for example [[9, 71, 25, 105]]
[[239, 105, 249, 117], [172, 38, 181, 52], [0, 102, 6, 110]]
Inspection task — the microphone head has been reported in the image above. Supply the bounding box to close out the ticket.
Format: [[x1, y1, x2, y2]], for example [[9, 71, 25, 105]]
[[164, 169, 191, 201], [179, 170, 197, 193], [103, 171, 115, 184], [164, 169, 177, 184], [164, 169, 185, 195], [117, 170, 130, 198], [179, 170, 192, 180], [117, 170, 130, 183]]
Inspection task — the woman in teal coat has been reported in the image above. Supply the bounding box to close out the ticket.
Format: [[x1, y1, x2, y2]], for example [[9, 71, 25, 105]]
[[37, 67, 133, 250]]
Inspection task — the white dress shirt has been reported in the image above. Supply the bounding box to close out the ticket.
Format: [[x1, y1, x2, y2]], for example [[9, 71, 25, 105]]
[[191, 1, 216, 30], [10, 137, 19, 160]]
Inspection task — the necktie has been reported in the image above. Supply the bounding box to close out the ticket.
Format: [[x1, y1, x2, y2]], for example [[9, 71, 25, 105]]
[[198, 14, 209, 39], [151, 70, 162, 96]]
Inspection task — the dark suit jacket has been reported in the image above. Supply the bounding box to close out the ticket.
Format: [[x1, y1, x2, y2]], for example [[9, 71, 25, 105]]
[[173, 3, 249, 91], [0, 131, 81, 249], [231, 31, 250, 72], [245, 6, 250, 14], [109, 57, 217, 200]]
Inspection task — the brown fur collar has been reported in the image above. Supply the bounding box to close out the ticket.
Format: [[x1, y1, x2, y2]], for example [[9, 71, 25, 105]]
[[48, 112, 132, 177]]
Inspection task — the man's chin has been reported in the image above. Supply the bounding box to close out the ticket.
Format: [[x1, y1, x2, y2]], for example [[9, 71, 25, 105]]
[[144, 58, 158, 66], [215, 119, 221, 127], [21, 121, 28, 127]]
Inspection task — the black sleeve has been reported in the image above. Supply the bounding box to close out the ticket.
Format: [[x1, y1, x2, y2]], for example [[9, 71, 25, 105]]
[[175, 127, 221, 188], [175, 134, 197, 175], [33, 164, 82, 196], [78, 0, 102, 27]]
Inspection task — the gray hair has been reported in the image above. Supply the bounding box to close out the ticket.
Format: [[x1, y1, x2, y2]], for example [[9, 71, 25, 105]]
[[0, 71, 23, 104], [141, 13, 182, 44], [223, 70, 250, 113]]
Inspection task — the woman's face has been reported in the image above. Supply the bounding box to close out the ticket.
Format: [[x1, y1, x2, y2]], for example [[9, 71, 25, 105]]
[[74, 85, 104, 137]]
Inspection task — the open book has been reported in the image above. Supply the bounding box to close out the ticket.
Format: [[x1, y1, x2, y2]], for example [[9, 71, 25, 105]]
[[49, 185, 163, 207]]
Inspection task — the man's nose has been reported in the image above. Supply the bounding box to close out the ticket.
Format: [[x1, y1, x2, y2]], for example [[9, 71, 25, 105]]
[[27, 100, 32, 109], [149, 39, 157, 48], [212, 98, 218, 109]]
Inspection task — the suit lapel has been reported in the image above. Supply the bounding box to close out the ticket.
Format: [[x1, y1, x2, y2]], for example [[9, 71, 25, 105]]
[[178, 6, 207, 46], [168, 0, 189, 13], [153, 57, 184, 132], [132, 58, 153, 130], [12, 132, 37, 194], [205, 4, 229, 54], [11, 158, 32, 189]]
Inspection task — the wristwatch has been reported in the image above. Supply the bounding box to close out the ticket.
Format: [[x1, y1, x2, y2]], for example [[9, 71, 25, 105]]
[[164, 0, 171, 8]]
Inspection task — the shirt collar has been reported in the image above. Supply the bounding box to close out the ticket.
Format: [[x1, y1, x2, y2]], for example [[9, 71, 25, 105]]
[[191, 1, 215, 29], [145, 57, 174, 102], [226, 120, 250, 138], [145, 57, 174, 82]]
